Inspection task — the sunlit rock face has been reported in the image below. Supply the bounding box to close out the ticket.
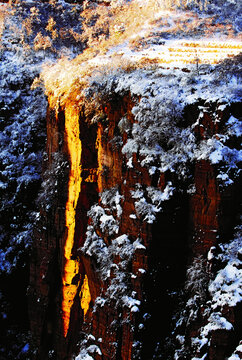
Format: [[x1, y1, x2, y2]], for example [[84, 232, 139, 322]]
[[29, 97, 96, 358], [29, 83, 241, 360], [1, 0, 239, 359]]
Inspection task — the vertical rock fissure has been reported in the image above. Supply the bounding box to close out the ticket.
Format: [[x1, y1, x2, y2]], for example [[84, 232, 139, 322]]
[[61, 105, 98, 351], [29, 98, 70, 359], [62, 104, 83, 338]]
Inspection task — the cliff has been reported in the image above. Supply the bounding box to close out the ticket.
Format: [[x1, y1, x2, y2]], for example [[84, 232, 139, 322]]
[[0, 1, 241, 359], [29, 59, 241, 360]]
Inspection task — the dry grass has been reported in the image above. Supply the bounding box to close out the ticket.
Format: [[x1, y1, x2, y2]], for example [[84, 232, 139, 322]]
[[70, 0, 240, 66], [74, 0, 173, 59], [0, 4, 7, 40], [40, 0, 242, 108]]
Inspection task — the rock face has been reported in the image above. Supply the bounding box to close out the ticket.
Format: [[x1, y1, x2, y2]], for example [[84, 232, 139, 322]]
[[29, 89, 241, 360]]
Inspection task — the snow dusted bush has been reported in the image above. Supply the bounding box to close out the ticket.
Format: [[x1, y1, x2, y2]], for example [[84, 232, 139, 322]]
[[7, 0, 84, 56], [209, 263, 242, 309], [83, 182, 176, 316], [82, 187, 145, 312], [130, 182, 174, 224], [75, 332, 103, 360], [84, 229, 142, 308], [185, 256, 209, 303], [174, 224, 242, 359], [209, 225, 242, 310], [178, 0, 242, 31], [228, 343, 242, 360]]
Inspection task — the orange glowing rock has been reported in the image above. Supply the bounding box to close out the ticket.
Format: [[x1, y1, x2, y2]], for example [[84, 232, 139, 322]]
[[60, 103, 93, 337], [80, 275, 91, 318], [62, 104, 82, 337], [62, 283, 79, 337]]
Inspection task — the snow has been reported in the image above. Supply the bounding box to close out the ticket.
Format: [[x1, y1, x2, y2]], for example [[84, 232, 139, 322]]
[[208, 226, 242, 309], [226, 115, 242, 138], [87, 204, 119, 237], [191, 355, 207, 360], [94, 297, 106, 307], [133, 239, 146, 250], [131, 305, 139, 312], [207, 246, 216, 261], [209, 148, 223, 164], [138, 268, 146, 274], [147, 183, 174, 203], [209, 263, 242, 309], [75, 351, 94, 360], [228, 343, 242, 360], [235, 344, 242, 352], [130, 182, 174, 224], [86, 345, 102, 356], [191, 336, 208, 349], [75, 333, 103, 360], [134, 197, 158, 224], [202, 312, 233, 336], [100, 214, 119, 235], [217, 172, 234, 186], [121, 295, 141, 309], [185, 311, 234, 357], [228, 355, 240, 360]]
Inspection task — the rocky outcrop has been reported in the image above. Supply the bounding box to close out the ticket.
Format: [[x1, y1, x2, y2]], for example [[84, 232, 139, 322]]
[[29, 86, 241, 359]]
